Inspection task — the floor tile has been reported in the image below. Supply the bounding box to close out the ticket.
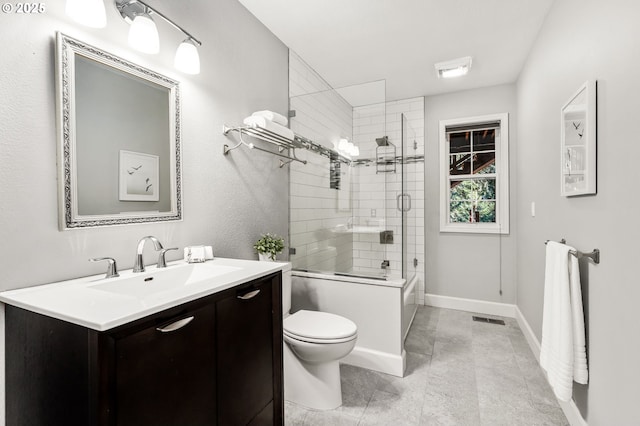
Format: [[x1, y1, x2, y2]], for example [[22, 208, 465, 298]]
[[378, 351, 431, 396], [360, 389, 423, 426], [405, 307, 440, 355], [337, 363, 388, 418], [304, 409, 360, 426], [285, 401, 308, 426], [283, 306, 568, 426]]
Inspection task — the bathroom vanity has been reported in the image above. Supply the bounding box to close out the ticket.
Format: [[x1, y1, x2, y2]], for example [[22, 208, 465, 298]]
[[1, 259, 284, 426]]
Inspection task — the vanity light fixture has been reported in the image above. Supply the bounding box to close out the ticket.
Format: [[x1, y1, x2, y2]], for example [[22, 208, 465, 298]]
[[127, 10, 159, 54], [174, 39, 201, 75], [115, 0, 202, 74], [435, 56, 473, 79], [66, 0, 107, 28]]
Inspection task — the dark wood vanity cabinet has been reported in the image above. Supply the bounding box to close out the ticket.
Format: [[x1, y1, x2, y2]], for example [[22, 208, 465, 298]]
[[5, 272, 283, 426]]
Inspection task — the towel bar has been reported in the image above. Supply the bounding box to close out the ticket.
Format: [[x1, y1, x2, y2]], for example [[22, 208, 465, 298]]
[[545, 239, 600, 264]]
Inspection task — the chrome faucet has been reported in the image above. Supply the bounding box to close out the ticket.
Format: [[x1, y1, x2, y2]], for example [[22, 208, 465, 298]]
[[133, 236, 164, 273], [89, 257, 119, 279]]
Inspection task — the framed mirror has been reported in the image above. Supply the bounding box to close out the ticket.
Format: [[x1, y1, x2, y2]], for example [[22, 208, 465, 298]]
[[55, 32, 182, 229]]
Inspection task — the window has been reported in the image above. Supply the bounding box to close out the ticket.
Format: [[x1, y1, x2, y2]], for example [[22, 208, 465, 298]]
[[439, 113, 509, 234]]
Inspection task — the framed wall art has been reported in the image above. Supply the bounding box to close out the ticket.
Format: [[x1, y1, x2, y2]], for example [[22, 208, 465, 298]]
[[560, 80, 597, 196], [119, 150, 160, 202]]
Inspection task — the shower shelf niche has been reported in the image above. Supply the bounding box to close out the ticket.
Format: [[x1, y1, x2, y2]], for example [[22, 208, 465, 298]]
[[222, 124, 351, 167]]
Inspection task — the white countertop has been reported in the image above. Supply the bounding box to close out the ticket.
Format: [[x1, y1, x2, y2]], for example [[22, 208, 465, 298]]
[[0, 258, 287, 332]]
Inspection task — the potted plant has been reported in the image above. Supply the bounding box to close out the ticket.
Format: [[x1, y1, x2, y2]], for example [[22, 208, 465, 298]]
[[254, 233, 285, 261]]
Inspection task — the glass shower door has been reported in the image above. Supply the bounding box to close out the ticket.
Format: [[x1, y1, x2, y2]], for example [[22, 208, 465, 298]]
[[401, 114, 417, 282]]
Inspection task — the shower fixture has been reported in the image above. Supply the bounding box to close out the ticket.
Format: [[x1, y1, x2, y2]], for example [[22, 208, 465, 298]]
[[376, 136, 392, 147]]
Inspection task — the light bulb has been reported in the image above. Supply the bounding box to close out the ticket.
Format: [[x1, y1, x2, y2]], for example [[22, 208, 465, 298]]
[[128, 13, 159, 54], [66, 0, 106, 28], [174, 39, 201, 75]]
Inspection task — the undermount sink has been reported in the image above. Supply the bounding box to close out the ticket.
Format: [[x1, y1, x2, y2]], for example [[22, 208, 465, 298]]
[[90, 262, 242, 299]]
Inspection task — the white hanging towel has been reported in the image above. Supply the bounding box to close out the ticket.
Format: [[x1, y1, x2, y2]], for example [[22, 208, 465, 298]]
[[568, 253, 589, 385], [251, 110, 288, 126], [540, 241, 588, 402], [243, 115, 294, 141]]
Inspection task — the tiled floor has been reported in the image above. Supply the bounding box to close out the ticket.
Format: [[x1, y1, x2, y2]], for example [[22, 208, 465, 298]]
[[285, 306, 569, 426]]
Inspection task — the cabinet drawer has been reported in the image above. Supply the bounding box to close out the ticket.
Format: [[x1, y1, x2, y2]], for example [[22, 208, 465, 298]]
[[115, 303, 216, 426]]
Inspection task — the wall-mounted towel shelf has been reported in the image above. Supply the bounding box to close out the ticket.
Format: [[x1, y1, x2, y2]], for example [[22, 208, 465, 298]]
[[222, 124, 351, 167], [545, 239, 600, 264]]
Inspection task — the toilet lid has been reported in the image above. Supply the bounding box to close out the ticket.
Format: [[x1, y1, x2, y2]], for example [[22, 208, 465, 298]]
[[283, 310, 357, 341]]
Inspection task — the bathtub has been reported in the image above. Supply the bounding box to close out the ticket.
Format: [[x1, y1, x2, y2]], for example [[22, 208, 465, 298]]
[[291, 270, 418, 377]]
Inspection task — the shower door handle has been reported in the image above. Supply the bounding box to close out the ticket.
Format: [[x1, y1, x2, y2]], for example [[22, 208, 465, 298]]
[[396, 194, 412, 212]]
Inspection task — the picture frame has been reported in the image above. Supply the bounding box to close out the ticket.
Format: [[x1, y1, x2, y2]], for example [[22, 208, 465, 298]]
[[560, 80, 597, 196], [119, 150, 160, 201]]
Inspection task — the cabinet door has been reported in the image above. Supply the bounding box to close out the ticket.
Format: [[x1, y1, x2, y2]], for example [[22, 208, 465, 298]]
[[217, 277, 275, 425], [115, 303, 216, 426]]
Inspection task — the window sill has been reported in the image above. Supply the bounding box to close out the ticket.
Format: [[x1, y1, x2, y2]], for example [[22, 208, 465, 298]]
[[440, 223, 509, 235]]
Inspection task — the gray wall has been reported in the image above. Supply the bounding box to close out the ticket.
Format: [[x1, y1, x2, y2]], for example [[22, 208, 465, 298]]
[[0, 0, 289, 291], [425, 84, 517, 303], [516, 0, 640, 423]]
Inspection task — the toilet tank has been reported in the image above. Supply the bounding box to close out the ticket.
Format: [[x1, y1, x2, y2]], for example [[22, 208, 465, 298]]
[[281, 262, 292, 317]]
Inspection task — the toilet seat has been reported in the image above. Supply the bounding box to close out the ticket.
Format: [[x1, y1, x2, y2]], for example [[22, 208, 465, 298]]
[[283, 310, 357, 344]]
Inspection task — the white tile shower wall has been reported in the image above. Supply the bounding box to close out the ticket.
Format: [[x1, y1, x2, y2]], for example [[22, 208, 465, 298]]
[[289, 51, 354, 272], [352, 98, 425, 303], [351, 103, 388, 275]]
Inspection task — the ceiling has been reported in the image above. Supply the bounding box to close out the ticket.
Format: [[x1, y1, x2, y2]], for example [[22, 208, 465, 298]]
[[237, 0, 556, 101]]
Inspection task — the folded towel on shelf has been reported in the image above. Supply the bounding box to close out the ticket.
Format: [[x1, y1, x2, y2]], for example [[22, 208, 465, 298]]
[[243, 115, 294, 141], [540, 241, 588, 402], [251, 110, 288, 126]]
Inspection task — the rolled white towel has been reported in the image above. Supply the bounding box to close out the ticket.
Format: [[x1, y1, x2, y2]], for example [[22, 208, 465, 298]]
[[243, 115, 294, 141], [252, 110, 288, 126]]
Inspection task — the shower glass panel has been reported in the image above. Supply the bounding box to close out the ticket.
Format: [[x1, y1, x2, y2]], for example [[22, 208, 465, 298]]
[[401, 114, 418, 283], [288, 80, 391, 278], [349, 82, 389, 278]]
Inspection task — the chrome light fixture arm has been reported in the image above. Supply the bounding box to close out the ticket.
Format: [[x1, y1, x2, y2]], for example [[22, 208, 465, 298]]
[[115, 0, 202, 46]]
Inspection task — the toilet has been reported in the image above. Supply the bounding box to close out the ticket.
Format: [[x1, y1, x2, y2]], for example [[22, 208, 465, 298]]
[[281, 264, 358, 410]]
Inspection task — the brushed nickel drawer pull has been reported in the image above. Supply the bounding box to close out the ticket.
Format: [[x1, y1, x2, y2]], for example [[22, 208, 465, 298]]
[[237, 289, 260, 300], [156, 316, 194, 333]]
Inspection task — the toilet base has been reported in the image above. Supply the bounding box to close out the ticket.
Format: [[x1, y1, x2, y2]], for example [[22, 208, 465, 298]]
[[283, 343, 343, 410]]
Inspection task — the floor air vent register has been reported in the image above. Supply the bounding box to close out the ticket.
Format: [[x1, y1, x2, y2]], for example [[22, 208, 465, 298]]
[[472, 316, 505, 325]]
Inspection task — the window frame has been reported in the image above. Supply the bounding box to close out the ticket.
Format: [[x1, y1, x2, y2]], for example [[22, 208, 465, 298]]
[[439, 113, 509, 234]]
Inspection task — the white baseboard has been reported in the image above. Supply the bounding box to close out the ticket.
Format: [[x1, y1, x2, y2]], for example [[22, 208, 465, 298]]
[[514, 305, 541, 363], [515, 306, 587, 426], [424, 293, 516, 318], [342, 346, 405, 378], [558, 400, 588, 426]]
